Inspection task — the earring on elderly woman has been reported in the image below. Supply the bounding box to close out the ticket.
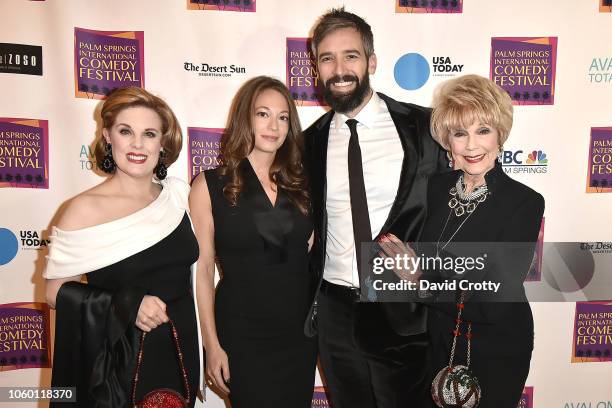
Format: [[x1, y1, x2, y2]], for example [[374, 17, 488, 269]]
[[497, 145, 504, 164], [446, 151, 454, 168]]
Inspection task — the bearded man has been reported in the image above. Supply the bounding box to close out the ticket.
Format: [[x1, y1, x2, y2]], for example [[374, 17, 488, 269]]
[[303, 7, 447, 408]]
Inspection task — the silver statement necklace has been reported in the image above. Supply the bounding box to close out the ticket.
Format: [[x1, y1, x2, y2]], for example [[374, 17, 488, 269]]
[[448, 174, 489, 217], [436, 174, 490, 257]]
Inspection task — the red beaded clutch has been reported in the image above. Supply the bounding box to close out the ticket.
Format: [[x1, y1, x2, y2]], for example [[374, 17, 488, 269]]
[[132, 320, 191, 408]]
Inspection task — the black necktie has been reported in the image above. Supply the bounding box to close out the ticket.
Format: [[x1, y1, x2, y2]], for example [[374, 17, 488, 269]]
[[346, 118, 371, 284]]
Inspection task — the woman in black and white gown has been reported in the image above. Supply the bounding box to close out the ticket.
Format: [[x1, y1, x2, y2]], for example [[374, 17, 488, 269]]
[[44, 87, 204, 407]]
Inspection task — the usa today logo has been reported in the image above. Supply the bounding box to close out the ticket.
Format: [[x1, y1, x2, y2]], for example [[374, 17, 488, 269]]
[[0, 228, 19, 265], [394, 53, 464, 90]]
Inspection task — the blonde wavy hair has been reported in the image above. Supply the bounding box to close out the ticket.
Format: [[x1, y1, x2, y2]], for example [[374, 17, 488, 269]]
[[431, 74, 513, 150]]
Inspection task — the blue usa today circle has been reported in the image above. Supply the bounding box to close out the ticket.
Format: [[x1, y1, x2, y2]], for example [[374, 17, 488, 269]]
[[0, 228, 19, 265], [394, 53, 430, 90]]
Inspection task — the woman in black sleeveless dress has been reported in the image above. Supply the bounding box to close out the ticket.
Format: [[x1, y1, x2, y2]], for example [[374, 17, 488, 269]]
[[45, 87, 203, 407], [190, 76, 317, 407]]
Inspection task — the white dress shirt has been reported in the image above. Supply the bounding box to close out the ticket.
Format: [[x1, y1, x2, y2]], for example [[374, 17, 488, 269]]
[[324, 92, 404, 287]]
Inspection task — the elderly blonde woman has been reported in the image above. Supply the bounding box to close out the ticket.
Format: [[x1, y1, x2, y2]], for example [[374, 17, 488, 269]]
[[381, 74, 544, 407]]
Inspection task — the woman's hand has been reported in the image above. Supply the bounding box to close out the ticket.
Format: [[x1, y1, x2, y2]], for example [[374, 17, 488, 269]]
[[378, 233, 421, 282], [206, 345, 230, 394], [135, 295, 169, 332]]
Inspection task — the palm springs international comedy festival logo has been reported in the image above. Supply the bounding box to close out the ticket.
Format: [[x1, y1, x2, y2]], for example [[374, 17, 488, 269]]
[[74, 28, 145, 99]]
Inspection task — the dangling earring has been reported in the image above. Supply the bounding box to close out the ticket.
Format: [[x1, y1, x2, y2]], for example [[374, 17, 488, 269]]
[[100, 142, 116, 173], [497, 145, 504, 164], [446, 151, 454, 168], [155, 149, 167, 180]]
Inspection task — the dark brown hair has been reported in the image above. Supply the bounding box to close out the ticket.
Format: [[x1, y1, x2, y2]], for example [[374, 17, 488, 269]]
[[311, 6, 375, 59], [219, 76, 309, 215], [94, 86, 182, 168]]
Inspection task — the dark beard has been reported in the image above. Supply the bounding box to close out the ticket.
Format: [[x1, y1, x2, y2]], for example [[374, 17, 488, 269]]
[[322, 73, 371, 114]]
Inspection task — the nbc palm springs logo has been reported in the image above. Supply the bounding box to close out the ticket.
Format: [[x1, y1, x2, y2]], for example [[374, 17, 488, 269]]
[[500, 149, 549, 174]]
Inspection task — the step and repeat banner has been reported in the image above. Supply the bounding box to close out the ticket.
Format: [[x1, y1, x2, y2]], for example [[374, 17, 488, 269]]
[[1, 0, 611, 407]]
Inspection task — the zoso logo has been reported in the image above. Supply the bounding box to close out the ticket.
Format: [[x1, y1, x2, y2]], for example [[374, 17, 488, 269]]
[[0, 228, 19, 265]]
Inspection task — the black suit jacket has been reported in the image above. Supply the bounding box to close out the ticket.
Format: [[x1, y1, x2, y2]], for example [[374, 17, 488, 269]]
[[421, 164, 545, 360], [303, 92, 447, 345]]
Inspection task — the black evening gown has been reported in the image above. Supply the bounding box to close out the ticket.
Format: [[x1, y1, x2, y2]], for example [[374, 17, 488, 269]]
[[204, 160, 318, 407], [86, 213, 200, 406], [419, 164, 544, 408]]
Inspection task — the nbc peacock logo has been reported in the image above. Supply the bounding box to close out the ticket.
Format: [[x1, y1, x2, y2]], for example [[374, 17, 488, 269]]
[[525, 150, 548, 165]]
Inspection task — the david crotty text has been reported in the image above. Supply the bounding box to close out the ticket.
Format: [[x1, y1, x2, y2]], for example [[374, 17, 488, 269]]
[[372, 279, 501, 293]]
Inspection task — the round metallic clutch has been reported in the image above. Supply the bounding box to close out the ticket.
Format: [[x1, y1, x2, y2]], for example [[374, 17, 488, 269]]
[[431, 364, 481, 408]]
